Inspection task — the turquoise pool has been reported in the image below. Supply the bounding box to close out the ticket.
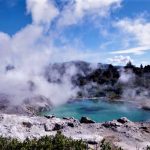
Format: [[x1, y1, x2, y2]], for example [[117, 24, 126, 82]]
[[43, 99, 150, 122]]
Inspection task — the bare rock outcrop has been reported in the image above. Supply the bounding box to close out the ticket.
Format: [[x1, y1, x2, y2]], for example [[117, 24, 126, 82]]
[[0, 114, 149, 150], [80, 116, 96, 124], [0, 95, 53, 115]]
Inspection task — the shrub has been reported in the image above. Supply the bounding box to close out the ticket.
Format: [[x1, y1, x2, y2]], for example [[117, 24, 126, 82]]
[[0, 132, 86, 150], [147, 146, 150, 150], [100, 139, 123, 150]]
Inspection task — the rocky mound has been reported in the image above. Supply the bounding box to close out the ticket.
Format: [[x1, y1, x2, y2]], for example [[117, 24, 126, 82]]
[[0, 114, 149, 150], [0, 95, 53, 115]]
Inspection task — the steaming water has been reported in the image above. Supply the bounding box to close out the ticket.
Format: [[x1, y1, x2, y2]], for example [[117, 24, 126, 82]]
[[43, 99, 150, 122]]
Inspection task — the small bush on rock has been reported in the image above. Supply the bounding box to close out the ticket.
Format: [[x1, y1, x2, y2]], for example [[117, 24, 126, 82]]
[[100, 139, 123, 150], [147, 146, 150, 150]]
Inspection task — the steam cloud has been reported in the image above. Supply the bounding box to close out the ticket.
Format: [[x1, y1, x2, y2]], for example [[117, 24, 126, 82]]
[[1, 0, 149, 114], [118, 68, 150, 109], [0, 0, 122, 110]]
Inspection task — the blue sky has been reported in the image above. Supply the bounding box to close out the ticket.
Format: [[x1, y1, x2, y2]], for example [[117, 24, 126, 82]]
[[0, 0, 150, 66]]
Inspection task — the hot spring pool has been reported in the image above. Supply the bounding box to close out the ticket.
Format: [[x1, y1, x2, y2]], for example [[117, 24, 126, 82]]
[[43, 99, 150, 122]]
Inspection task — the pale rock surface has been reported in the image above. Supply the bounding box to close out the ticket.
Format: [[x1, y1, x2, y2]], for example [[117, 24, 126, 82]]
[[0, 114, 150, 150]]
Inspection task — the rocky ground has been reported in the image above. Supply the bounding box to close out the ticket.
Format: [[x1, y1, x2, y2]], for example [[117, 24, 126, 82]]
[[0, 113, 150, 150]]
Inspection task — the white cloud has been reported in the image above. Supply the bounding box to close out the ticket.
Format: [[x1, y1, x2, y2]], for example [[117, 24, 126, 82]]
[[0, 32, 11, 57], [75, 0, 121, 16], [115, 18, 150, 46], [0, 32, 12, 69], [58, 0, 122, 26], [112, 18, 150, 55], [26, 0, 59, 26], [111, 46, 150, 55], [108, 55, 133, 65]]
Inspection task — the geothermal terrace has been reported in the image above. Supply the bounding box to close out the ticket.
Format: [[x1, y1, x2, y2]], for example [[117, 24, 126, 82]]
[[0, 113, 150, 150]]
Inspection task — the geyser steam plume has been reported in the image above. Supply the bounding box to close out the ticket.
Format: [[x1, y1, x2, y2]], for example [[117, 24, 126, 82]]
[[0, 22, 81, 109], [0, 1, 80, 112], [0, 0, 125, 113], [118, 68, 150, 109]]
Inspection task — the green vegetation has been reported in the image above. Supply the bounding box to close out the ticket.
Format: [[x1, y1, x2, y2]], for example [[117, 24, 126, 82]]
[[0, 131, 129, 150], [46, 61, 150, 99], [0, 132, 86, 150], [76, 62, 150, 99], [147, 146, 150, 150], [0, 131, 126, 150], [100, 139, 123, 150]]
